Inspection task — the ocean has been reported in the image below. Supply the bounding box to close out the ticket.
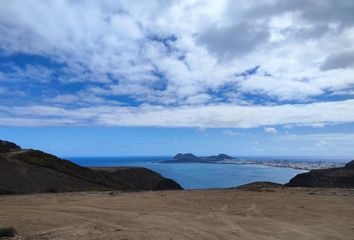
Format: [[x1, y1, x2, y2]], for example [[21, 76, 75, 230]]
[[67, 156, 311, 189]]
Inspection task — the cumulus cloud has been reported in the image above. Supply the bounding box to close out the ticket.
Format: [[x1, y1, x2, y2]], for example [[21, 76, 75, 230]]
[[321, 50, 354, 70], [1, 99, 354, 127], [197, 22, 270, 59], [0, 0, 354, 127], [264, 127, 278, 134], [239, 74, 324, 100], [243, 0, 354, 29]]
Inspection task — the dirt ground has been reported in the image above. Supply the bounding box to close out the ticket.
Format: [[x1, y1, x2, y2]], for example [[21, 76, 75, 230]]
[[1, 188, 354, 240]]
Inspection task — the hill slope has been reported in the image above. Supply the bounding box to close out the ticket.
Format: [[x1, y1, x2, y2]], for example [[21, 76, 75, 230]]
[[0, 140, 182, 194], [286, 160, 354, 188]]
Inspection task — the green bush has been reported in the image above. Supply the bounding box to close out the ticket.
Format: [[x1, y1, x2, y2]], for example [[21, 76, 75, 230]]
[[0, 227, 17, 238]]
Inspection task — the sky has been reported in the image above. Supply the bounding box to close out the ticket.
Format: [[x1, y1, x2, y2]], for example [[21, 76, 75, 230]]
[[0, 0, 354, 158]]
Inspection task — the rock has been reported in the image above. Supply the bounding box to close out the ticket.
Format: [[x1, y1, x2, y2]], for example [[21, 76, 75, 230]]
[[286, 160, 354, 188], [345, 160, 354, 169], [108, 167, 182, 191], [0, 140, 21, 153]]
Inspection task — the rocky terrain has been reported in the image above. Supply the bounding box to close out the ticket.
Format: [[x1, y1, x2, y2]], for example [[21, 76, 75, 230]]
[[286, 160, 354, 188], [0, 140, 182, 194], [1, 187, 353, 240]]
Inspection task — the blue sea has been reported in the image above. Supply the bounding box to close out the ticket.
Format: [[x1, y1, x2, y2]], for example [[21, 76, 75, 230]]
[[65, 156, 323, 189]]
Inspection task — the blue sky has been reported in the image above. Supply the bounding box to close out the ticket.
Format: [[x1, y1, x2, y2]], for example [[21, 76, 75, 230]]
[[0, 1, 354, 158], [2, 125, 354, 159]]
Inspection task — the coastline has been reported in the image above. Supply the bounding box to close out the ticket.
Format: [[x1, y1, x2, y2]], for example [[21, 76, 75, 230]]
[[162, 158, 345, 171], [216, 159, 345, 171], [87, 161, 304, 190], [161, 153, 347, 171], [69, 155, 346, 171]]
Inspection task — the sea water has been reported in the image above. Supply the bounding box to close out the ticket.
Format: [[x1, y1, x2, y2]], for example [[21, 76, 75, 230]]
[[67, 156, 308, 189]]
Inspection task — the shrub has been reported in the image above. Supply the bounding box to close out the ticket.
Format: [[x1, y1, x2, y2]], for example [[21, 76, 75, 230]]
[[0, 227, 17, 238]]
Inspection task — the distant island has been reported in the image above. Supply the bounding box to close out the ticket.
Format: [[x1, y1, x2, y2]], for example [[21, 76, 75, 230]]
[[162, 153, 234, 163], [163, 153, 345, 171]]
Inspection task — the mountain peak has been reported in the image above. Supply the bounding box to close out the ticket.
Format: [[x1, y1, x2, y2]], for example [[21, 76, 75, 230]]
[[216, 154, 233, 159], [174, 153, 199, 160], [0, 140, 21, 153], [345, 160, 354, 169]]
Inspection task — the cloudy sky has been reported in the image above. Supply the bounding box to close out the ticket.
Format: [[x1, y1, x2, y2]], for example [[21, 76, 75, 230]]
[[1, 0, 354, 157]]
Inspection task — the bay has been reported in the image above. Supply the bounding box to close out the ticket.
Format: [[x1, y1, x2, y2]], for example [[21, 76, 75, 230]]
[[68, 156, 305, 189]]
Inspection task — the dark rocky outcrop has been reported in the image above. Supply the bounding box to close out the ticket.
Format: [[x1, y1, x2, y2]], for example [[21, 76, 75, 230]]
[[0, 140, 21, 153], [0, 140, 182, 194], [163, 153, 235, 163], [107, 167, 182, 191], [345, 160, 354, 169], [286, 160, 354, 188]]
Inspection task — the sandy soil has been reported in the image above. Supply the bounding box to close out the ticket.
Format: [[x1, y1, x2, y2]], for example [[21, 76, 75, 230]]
[[1, 188, 354, 240]]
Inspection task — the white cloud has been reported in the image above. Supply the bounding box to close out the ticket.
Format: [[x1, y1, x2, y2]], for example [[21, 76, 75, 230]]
[[0, 64, 56, 83], [49, 95, 79, 104], [223, 129, 240, 137], [275, 133, 354, 154], [1, 99, 354, 128], [0, 0, 353, 105], [0, 0, 354, 128], [239, 74, 324, 101], [278, 133, 354, 142], [264, 127, 278, 134]]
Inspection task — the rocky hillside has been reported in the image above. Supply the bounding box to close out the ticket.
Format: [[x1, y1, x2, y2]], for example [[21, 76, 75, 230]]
[[0, 140, 182, 194], [286, 160, 354, 188], [0, 140, 21, 153]]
